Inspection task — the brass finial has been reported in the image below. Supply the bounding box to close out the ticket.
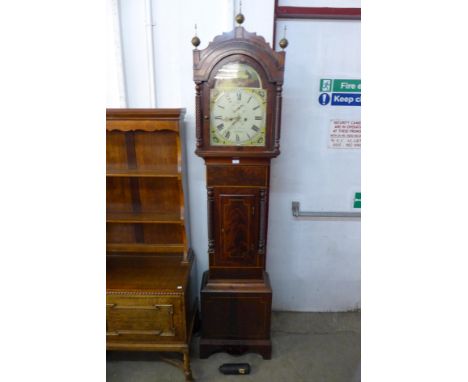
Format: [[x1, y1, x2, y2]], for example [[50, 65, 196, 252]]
[[191, 24, 200, 48], [279, 25, 288, 50], [235, 13, 245, 25], [235, 0, 245, 25]]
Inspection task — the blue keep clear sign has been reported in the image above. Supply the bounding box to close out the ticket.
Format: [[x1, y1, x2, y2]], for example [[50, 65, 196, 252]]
[[319, 79, 361, 107], [331, 93, 361, 106], [319, 93, 331, 105]]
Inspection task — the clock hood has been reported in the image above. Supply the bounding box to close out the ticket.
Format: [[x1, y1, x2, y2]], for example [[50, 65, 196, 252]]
[[193, 26, 285, 85]]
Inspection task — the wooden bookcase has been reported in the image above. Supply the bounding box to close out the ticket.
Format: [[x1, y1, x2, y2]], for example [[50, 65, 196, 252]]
[[106, 109, 196, 381]]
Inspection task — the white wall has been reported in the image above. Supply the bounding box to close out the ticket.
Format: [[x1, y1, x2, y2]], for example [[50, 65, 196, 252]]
[[271, 19, 361, 311], [106, 0, 126, 107], [119, 0, 153, 107], [111, 0, 360, 311]]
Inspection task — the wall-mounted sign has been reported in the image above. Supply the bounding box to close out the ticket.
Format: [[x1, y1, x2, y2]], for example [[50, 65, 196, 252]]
[[353, 192, 361, 208], [331, 93, 361, 106], [319, 93, 331, 105], [319, 78, 361, 106], [328, 120, 361, 149], [321, 79, 361, 92]]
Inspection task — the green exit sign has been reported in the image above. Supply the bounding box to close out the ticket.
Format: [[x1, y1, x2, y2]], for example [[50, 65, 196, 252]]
[[353, 192, 361, 208], [320, 79, 361, 93], [333, 79, 361, 92]]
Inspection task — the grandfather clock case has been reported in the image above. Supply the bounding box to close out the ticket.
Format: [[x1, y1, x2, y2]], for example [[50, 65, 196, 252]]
[[192, 14, 287, 359]]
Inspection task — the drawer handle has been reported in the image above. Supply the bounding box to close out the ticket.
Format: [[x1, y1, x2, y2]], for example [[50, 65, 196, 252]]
[[106, 304, 173, 311], [106, 330, 163, 336], [106, 304, 174, 314]]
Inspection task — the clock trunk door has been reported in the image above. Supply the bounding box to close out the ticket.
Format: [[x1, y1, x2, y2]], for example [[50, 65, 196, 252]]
[[214, 188, 261, 268]]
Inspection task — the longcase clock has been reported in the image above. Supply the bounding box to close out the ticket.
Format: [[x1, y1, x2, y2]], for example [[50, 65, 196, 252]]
[[192, 12, 288, 359]]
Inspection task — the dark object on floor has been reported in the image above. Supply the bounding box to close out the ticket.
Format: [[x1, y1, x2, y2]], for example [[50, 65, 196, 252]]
[[219, 363, 251, 375]]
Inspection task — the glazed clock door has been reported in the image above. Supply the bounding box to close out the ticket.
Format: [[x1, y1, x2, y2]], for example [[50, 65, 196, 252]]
[[214, 188, 261, 268], [196, 53, 281, 157], [209, 61, 267, 147]]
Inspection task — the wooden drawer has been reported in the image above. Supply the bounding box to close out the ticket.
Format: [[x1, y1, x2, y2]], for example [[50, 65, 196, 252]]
[[207, 165, 268, 187], [106, 294, 185, 343]]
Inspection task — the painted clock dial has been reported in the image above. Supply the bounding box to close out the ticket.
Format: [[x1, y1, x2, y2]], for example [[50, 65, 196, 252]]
[[209, 62, 267, 146]]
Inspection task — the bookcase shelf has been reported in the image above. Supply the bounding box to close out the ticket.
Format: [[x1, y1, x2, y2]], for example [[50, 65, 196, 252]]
[[106, 110, 189, 258], [106, 108, 195, 380], [106, 166, 181, 179], [106, 212, 183, 224], [106, 243, 186, 253]]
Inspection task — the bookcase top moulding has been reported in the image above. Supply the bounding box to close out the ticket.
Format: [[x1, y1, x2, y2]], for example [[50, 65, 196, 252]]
[[106, 109, 186, 132], [106, 108, 186, 119]]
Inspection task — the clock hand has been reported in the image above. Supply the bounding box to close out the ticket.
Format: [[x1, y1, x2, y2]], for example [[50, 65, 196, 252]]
[[215, 116, 231, 122], [230, 115, 241, 127]]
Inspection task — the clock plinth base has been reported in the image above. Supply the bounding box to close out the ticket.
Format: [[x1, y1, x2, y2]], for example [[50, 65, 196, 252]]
[[199, 271, 272, 359]]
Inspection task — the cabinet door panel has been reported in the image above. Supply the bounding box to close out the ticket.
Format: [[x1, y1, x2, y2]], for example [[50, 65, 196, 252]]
[[214, 188, 260, 267]]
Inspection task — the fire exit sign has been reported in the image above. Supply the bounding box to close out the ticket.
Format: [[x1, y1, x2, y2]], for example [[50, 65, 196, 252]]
[[320, 79, 361, 93], [319, 79, 361, 106], [353, 192, 361, 208]]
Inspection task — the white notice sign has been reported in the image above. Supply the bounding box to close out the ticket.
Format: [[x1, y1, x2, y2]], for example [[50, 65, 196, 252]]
[[328, 120, 361, 149]]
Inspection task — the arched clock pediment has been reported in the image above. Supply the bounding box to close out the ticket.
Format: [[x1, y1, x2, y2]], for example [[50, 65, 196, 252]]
[[193, 26, 285, 84]]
